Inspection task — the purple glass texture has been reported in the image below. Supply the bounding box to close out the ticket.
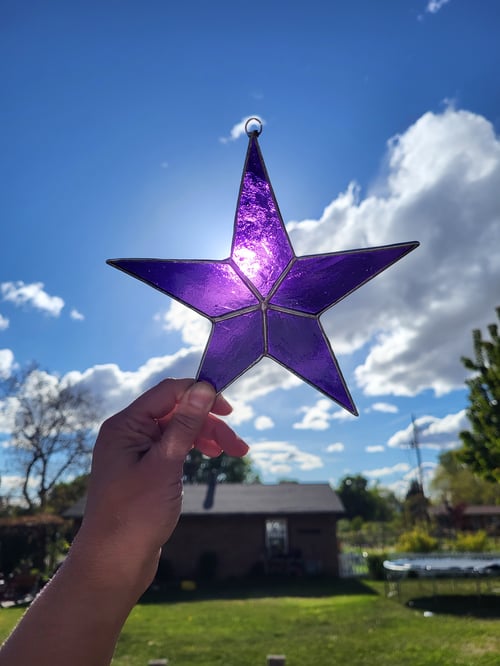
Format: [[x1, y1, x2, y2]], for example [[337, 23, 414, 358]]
[[231, 140, 294, 297], [108, 133, 419, 415], [198, 311, 264, 391], [270, 245, 418, 315], [267, 310, 355, 414], [107, 259, 258, 318]]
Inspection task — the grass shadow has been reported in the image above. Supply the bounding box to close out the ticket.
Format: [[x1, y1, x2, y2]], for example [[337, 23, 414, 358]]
[[407, 594, 500, 619], [140, 575, 377, 605]]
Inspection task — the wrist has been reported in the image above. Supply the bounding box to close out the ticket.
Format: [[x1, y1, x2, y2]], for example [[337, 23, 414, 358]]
[[0, 530, 154, 666], [68, 524, 160, 600]]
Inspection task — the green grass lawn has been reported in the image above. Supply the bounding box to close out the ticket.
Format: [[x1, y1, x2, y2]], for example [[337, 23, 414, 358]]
[[1, 578, 499, 665]]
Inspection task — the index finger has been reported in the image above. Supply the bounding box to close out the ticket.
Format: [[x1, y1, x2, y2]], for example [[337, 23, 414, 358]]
[[211, 392, 233, 416], [197, 413, 249, 457]]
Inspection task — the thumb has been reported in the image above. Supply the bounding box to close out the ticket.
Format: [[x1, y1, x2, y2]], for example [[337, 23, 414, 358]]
[[160, 381, 216, 463]]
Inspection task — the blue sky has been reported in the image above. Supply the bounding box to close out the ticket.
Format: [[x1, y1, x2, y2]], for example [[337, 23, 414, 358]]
[[1, 0, 499, 498]]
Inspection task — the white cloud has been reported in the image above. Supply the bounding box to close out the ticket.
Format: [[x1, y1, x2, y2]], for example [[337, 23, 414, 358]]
[[287, 107, 500, 399], [363, 462, 410, 479], [369, 462, 438, 498], [385, 479, 409, 497], [64, 349, 201, 418], [249, 440, 324, 475], [219, 116, 266, 144], [254, 415, 274, 431], [224, 398, 255, 427], [0, 474, 38, 504], [293, 398, 333, 430], [0, 396, 18, 433], [326, 442, 344, 453], [403, 461, 437, 480], [225, 358, 301, 401], [426, 0, 451, 14], [370, 402, 398, 414], [402, 462, 438, 496], [70, 309, 85, 321], [1, 281, 64, 317], [0, 314, 9, 330], [224, 359, 301, 426], [365, 445, 385, 453], [421, 410, 468, 437], [0, 367, 97, 436], [155, 301, 210, 348], [387, 410, 468, 450], [0, 475, 24, 493], [0, 349, 15, 380]]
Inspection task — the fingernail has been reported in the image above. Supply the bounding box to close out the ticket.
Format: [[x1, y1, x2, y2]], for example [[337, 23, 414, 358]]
[[188, 382, 215, 410]]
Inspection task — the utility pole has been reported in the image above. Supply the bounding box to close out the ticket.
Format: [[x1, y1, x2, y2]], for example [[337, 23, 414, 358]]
[[410, 414, 425, 494], [408, 414, 429, 524]]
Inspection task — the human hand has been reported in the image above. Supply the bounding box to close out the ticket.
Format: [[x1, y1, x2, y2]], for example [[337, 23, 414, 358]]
[[71, 378, 248, 593]]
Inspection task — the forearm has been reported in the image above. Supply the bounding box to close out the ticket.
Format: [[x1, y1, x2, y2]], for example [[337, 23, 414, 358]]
[[0, 535, 156, 666]]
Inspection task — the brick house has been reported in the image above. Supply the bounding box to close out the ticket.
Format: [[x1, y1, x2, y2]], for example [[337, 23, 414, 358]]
[[65, 483, 344, 579], [431, 504, 500, 535]]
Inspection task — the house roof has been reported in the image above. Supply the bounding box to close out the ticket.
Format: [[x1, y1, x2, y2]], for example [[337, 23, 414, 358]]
[[64, 483, 344, 518], [462, 505, 500, 516], [431, 504, 500, 517], [182, 483, 344, 515], [0, 513, 65, 528]]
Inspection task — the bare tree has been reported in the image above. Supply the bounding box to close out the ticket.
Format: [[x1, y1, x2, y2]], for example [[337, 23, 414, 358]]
[[1, 365, 99, 511]]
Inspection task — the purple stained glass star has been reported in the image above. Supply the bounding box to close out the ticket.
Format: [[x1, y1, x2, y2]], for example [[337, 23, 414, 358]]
[[108, 125, 418, 415]]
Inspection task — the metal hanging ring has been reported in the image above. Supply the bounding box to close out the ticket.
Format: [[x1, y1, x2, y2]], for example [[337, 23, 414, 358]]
[[245, 117, 263, 137]]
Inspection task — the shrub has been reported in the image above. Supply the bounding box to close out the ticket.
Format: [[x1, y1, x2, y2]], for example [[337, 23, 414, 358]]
[[395, 527, 438, 553], [366, 552, 389, 580], [454, 530, 489, 552]]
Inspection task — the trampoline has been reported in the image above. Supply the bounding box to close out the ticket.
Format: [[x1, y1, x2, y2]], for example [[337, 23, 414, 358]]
[[383, 555, 500, 602], [384, 556, 500, 579]]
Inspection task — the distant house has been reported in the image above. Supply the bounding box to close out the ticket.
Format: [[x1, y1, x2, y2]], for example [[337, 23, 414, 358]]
[[65, 483, 345, 579], [431, 504, 500, 535]]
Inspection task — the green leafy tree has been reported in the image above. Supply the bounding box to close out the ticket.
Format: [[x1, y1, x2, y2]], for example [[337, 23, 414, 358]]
[[459, 307, 500, 482], [403, 479, 429, 525], [431, 450, 500, 506], [46, 474, 89, 514], [337, 475, 398, 522], [183, 449, 259, 484], [370, 485, 401, 522], [337, 475, 373, 521]]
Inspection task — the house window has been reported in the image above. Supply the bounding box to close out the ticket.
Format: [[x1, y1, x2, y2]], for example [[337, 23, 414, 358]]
[[265, 518, 288, 556]]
